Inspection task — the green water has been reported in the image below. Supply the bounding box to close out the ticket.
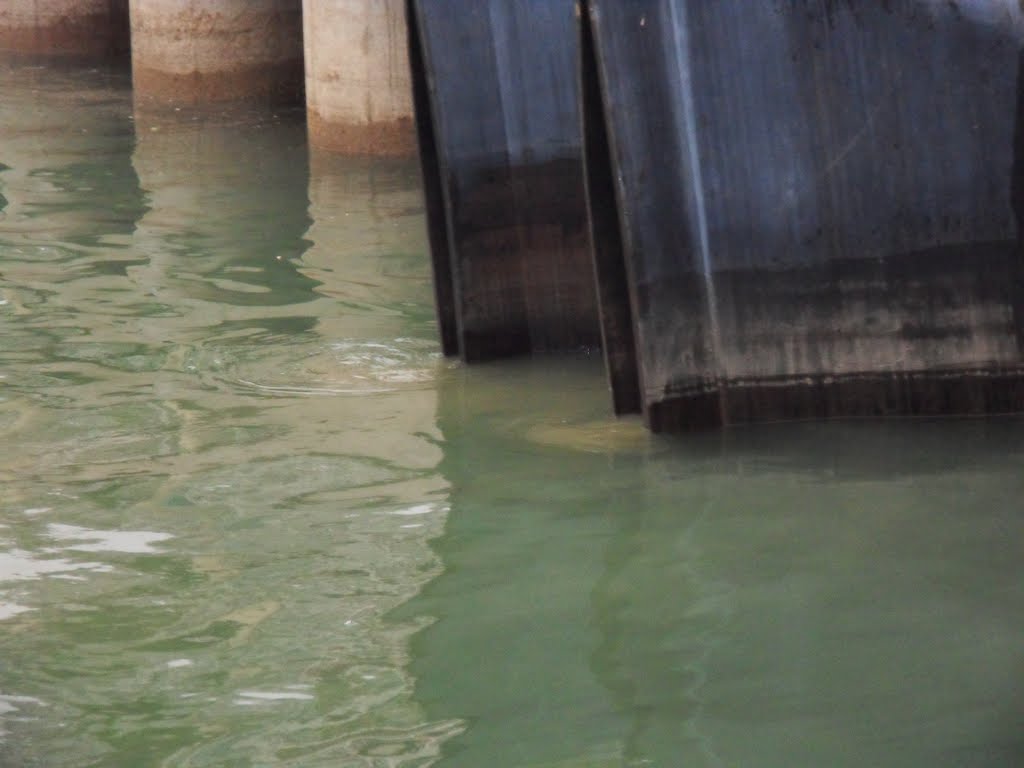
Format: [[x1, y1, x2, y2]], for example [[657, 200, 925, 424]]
[[0, 62, 1022, 768]]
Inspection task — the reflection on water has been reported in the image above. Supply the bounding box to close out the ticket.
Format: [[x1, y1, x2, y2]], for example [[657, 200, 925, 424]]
[[0, 60, 454, 766], [1, 59, 1023, 768], [406, 363, 1024, 767], [130, 108, 317, 309]]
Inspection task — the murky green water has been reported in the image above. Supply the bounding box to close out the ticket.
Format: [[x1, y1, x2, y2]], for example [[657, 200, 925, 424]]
[[1, 62, 1022, 768]]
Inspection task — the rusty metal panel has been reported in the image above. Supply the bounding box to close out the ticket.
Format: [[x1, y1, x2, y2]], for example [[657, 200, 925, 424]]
[[584, 0, 1024, 430]]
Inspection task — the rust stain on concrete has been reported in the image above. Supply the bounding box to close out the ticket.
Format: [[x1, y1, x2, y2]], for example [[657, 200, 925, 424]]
[[307, 111, 417, 157]]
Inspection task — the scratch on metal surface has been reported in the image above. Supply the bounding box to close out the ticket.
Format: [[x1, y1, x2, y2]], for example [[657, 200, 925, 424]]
[[822, 67, 903, 179]]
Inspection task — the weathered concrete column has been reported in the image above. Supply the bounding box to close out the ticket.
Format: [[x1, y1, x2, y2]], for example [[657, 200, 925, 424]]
[[0, 0, 129, 58], [129, 0, 304, 108], [302, 0, 415, 155]]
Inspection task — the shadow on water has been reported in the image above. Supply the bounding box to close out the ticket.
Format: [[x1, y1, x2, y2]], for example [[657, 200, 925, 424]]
[[0, 161, 8, 213], [402, 356, 1024, 767]]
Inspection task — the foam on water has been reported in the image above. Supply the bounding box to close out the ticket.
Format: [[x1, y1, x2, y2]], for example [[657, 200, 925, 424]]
[[46, 523, 173, 554]]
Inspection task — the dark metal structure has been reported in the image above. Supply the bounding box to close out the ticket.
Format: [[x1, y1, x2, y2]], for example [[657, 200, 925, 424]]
[[412, 0, 1024, 431], [583, 0, 1024, 430], [407, 0, 601, 362]]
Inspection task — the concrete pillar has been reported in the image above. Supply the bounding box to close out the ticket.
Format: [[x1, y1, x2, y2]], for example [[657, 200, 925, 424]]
[[0, 0, 129, 58], [129, 0, 304, 109], [302, 0, 415, 155]]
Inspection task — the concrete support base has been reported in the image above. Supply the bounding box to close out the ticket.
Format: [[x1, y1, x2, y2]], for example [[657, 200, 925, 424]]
[[307, 111, 415, 156], [129, 0, 304, 109], [0, 0, 129, 58], [302, 0, 415, 155]]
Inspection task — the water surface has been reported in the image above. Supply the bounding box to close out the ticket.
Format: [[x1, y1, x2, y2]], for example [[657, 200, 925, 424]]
[[0, 61, 1022, 767]]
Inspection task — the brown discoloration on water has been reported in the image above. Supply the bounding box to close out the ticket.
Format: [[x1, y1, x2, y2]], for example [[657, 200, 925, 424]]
[[525, 418, 649, 454]]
